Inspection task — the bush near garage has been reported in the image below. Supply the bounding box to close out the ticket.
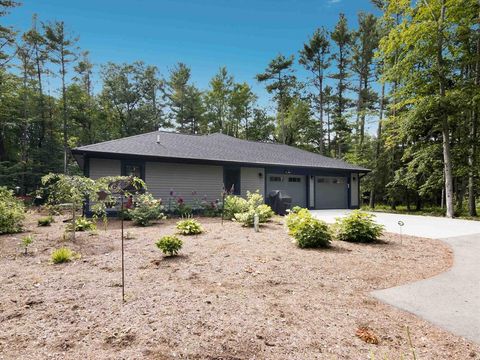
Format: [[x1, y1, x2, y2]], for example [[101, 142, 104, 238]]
[[334, 210, 384, 243], [285, 208, 331, 248], [232, 191, 274, 227]]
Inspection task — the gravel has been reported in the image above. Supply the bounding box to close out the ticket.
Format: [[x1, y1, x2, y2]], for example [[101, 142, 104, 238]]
[[0, 212, 477, 360]]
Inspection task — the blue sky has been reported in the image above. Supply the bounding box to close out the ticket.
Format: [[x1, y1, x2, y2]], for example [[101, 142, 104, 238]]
[[6, 0, 378, 109]]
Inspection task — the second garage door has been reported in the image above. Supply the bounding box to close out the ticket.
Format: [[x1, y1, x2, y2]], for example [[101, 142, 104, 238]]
[[266, 174, 306, 208], [315, 176, 348, 209]]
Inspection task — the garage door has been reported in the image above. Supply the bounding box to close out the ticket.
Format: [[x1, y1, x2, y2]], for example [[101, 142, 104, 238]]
[[315, 176, 348, 209], [266, 174, 306, 208]]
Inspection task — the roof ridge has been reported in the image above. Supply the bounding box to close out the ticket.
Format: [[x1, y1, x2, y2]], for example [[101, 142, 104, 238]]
[[74, 130, 158, 150]]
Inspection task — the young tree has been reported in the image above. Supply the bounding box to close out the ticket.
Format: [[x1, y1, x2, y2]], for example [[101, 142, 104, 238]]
[[165, 62, 192, 132], [229, 82, 257, 138], [299, 27, 330, 154], [204, 67, 233, 134], [256, 54, 296, 144], [44, 21, 79, 173]]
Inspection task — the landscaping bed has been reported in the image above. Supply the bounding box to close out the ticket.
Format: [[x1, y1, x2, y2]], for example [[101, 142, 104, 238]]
[[0, 212, 477, 359]]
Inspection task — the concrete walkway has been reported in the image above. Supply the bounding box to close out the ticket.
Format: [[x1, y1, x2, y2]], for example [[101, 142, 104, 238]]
[[311, 210, 480, 344]]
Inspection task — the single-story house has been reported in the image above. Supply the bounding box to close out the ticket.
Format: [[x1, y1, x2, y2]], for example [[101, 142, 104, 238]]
[[71, 131, 368, 210]]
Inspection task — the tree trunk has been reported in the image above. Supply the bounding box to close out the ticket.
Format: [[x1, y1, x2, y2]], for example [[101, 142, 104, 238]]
[[318, 72, 324, 155], [369, 82, 385, 209], [438, 0, 454, 218], [61, 49, 68, 174], [468, 14, 479, 216]]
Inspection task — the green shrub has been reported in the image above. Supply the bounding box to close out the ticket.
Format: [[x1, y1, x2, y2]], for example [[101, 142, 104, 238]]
[[67, 217, 96, 232], [176, 218, 203, 235], [234, 204, 275, 226], [51, 247, 74, 264], [223, 195, 248, 219], [0, 187, 25, 234], [38, 215, 54, 226], [128, 193, 165, 226], [21, 235, 34, 255], [227, 191, 274, 227], [156, 235, 183, 256], [285, 208, 331, 248], [334, 211, 384, 243], [289, 206, 302, 214]]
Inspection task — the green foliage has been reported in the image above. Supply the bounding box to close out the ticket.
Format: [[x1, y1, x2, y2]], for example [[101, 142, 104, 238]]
[[234, 204, 274, 226], [156, 235, 183, 256], [334, 211, 384, 243], [37, 215, 54, 226], [223, 195, 248, 220], [67, 217, 96, 232], [0, 187, 25, 234], [289, 206, 302, 214], [176, 218, 203, 235], [21, 235, 34, 255], [231, 191, 274, 227], [51, 247, 74, 264], [285, 208, 331, 248], [128, 193, 165, 226]]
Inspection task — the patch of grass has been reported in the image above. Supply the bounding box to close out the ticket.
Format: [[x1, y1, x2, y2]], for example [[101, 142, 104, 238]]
[[51, 247, 75, 264], [37, 215, 54, 226], [66, 217, 96, 232]]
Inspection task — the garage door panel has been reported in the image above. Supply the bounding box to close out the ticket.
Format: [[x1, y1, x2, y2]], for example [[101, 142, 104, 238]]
[[266, 174, 306, 208], [315, 176, 348, 209]]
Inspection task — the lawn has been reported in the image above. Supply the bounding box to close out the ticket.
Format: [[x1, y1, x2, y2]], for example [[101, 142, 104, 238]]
[[0, 212, 478, 359]]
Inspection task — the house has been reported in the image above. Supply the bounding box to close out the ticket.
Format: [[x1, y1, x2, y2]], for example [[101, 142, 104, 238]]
[[71, 131, 368, 209]]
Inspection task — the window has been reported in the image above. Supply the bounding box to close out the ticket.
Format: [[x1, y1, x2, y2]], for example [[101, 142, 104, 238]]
[[333, 178, 346, 184], [122, 161, 144, 180], [269, 176, 282, 182], [224, 167, 241, 195], [288, 177, 301, 183], [317, 178, 326, 183]]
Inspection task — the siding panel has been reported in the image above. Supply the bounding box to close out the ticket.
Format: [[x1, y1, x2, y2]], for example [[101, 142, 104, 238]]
[[240, 167, 265, 197], [350, 173, 359, 208], [89, 158, 121, 179], [146, 162, 223, 205]]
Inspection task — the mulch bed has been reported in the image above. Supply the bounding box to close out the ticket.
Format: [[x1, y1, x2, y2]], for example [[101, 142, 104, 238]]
[[0, 212, 478, 359]]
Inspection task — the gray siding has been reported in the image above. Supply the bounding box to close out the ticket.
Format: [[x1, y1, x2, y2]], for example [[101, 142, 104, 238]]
[[240, 167, 265, 197], [89, 158, 121, 179], [145, 162, 223, 204], [350, 173, 359, 208]]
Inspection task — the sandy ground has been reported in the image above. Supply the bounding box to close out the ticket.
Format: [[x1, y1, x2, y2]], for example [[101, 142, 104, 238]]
[[0, 212, 478, 360]]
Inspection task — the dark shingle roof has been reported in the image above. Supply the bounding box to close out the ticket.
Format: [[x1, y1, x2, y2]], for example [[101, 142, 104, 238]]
[[72, 131, 368, 172]]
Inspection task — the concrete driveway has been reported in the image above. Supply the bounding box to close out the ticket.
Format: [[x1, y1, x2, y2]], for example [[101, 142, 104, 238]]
[[311, 209, 480, 344]]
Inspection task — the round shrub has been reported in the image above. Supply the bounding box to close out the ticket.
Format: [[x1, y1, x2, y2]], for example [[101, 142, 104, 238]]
[[129, 193, 165, 226], [223, 195, 248, 220], [156, 235, 183, 256], [286, 209, 331, 248], [0, 187, 25, 234], [176, 218, 203, 235], [334, 211, 384, 243]]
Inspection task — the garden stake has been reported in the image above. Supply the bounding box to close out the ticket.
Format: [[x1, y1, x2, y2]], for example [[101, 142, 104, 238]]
[[121, 194, 125, 303], [398, 220, 404, 245]]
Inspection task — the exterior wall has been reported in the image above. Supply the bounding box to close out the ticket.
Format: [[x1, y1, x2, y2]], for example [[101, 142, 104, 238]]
[[308, 176, 315, 208], [350, 173, 359, 208], [145, 162, 223, 204], [89, 158, 121, 179], [240, 167, 265, 197]]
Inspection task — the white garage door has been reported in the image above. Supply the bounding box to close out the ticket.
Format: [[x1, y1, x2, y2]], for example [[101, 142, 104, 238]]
[[315, 176, 348, 209], [266, 174, 306, 208]]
